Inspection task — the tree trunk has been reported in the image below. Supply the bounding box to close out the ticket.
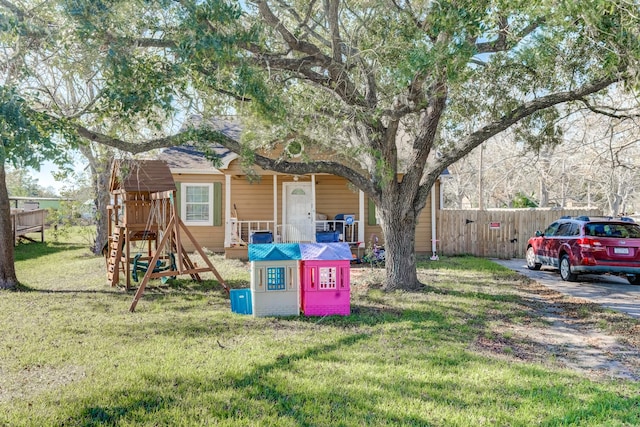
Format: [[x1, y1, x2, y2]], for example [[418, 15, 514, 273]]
[[78, 145, 113, 256], [538, 178, 549, 207], [379, 195, 421, 291], [0, 161, 19, 290], [608, 193, 623, 217], [91, 165, 112, 255]]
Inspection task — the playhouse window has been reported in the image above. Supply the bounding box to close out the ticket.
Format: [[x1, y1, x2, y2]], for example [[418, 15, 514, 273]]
[[266, 267, 286, 291], [318, 267, 337, 289], [181, 183, 214, 226]]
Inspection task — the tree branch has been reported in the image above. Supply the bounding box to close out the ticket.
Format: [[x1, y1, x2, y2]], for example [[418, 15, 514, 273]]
[[476, 17, 545, 54], [390, 0, 431, 39], [273, 0, 333, 51], [73, 125, 191, 154], [256, 0, 330, 60], [100, 30, 178, 49], [72, 121, 376, 195], [0, 0, 24, 19], [327, 0, 343, 64], [578, 98, 640, 119], [253, 0, 366, 108], [424, 74, 622, 192]]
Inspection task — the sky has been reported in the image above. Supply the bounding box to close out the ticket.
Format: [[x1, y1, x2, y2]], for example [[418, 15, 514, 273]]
[[29, 157, 88, 196]]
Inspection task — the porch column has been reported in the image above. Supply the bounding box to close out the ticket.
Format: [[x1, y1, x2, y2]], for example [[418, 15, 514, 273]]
[[224, 174, 231, 247], [311, 175, 317, 220], [273, 175, 278, 241], [358, 190, 365, 247], [431, 186, 438, 258]]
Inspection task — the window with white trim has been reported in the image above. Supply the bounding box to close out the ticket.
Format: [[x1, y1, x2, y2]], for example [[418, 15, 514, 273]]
[[181, 183, 214, 226]]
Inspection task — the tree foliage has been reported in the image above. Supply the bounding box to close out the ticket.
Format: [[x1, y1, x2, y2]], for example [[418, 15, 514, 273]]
[[0, 2, 77, 289], [4, 0, 640, 289]]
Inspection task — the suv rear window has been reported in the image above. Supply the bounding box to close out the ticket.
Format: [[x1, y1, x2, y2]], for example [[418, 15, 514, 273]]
[[585, 222, 640, 238]]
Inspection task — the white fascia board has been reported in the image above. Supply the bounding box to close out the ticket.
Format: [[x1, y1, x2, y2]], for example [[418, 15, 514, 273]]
[[170, 168, 224, 175]]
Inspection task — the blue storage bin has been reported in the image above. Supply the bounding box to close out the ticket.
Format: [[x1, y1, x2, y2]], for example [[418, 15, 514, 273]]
[[230, 289, 252, 314], [316, 231, 340, 242], [250, 231, 273, 244]]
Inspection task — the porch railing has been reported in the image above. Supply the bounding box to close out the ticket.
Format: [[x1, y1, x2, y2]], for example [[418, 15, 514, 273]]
[[229, 220, 276, 246], [314, 220, 360, 244], [228, 219, 361, 246]]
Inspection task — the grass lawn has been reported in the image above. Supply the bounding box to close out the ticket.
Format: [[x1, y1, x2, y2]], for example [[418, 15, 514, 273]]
[[1, 228, 639, 426]]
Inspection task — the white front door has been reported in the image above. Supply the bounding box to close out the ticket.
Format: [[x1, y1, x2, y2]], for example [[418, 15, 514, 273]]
[[283, 182, 314, 242]]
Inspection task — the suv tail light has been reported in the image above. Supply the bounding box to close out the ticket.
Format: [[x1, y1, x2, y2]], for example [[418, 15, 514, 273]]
[[577, 238, 605, 250]]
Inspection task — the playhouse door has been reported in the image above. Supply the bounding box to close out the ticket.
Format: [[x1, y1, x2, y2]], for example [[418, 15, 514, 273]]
[[284, 182, 314, 242]]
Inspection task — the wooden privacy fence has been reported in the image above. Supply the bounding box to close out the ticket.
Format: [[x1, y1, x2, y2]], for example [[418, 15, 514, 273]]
[[437, 207, 602, 259]]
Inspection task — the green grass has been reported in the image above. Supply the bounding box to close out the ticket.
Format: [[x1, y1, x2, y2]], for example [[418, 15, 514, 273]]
[[1, 229, 639, 426]]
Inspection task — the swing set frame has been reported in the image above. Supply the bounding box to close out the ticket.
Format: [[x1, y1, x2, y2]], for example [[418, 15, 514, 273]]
[[106, 160, 229, 312]]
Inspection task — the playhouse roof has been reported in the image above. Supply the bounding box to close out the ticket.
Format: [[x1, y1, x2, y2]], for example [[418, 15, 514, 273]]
[[248, 243, 302, 261], [299, 243, 353, 261], [110, 160, 176, 194]]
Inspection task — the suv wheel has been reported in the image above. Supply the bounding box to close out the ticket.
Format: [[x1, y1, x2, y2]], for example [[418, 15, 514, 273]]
[[627, 275, 640, 286], [559, 255, 577, 282], [526, 247, 541, 270]]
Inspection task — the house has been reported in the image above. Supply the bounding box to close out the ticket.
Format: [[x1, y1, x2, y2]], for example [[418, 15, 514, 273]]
[[157, 119, 443, 259]]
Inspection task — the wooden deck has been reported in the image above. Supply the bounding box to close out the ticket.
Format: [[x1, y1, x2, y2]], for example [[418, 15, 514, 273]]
[[11, 209, 46, 245]]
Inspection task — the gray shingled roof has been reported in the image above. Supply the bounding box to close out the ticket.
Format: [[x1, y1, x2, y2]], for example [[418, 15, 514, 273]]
[[158, 116, 240, 171]]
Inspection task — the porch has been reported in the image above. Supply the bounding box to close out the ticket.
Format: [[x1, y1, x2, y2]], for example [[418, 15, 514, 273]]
[[225, 217, 364, 259], [221, 173, 368, 259], [230, 216, 362, 244]]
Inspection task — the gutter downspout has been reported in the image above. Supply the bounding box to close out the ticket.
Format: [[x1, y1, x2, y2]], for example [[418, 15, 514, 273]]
[[431, 184, 439, 261], [358, 190, 365, 247]]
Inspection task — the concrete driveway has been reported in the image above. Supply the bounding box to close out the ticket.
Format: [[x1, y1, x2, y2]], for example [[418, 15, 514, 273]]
[[492, 258, 640, 319]]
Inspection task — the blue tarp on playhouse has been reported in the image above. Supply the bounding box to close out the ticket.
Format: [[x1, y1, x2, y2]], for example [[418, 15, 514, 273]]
[[248, 243, 302, 261]]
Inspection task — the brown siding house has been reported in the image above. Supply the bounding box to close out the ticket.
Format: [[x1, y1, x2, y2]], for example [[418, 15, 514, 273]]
[[158, 122, 443, 259]]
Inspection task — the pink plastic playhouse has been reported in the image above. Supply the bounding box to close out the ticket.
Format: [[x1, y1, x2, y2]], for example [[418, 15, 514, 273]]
[[299, 242, 352, 316]]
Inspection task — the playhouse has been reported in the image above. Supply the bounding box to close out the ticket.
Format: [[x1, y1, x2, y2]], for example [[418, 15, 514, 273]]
[[248, 243, 301, 317], [299, 242, 352, 316], [106, 159, 228, 311]]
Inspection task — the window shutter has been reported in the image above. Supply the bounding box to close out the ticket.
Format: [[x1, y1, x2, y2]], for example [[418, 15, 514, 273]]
[[368, 198, 377, 225], [174, 182, 181, 217], [213, 182, 222, 226]]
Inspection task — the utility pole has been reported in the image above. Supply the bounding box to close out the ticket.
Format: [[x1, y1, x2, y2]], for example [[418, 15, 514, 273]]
[[478, 145, 485, 210]]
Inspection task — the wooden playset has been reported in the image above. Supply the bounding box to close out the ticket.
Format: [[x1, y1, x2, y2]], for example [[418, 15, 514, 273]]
[[106, 160, 228, 311]]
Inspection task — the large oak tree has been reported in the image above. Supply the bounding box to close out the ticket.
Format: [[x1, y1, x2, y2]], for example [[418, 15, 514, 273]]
[[6, 0, 640, 290]]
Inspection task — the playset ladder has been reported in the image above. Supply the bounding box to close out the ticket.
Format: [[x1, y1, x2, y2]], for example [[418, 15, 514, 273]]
[[107, 226, 125, 286]]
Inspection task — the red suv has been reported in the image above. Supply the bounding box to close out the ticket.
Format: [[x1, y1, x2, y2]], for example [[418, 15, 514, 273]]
[[526, 216, 640, 284]]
